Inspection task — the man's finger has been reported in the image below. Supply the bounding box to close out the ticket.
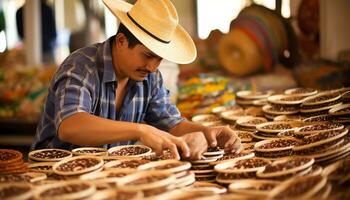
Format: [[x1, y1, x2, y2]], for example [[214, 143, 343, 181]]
[[173, 138, 190, 158], [152, 144, 163, 156], [224, 134, 238, 148], [206, 131, 217, 147], [196, 146, 207, 161], [234, 143, 244, 153], [194, 151, 202, 160], [201, 144, 208, 156], [164, 142, 180, 160], [153, 148, 163, 156], [225, 137, 241, 152], [231, 138, 242, 153], [224, 135, 241, 152]]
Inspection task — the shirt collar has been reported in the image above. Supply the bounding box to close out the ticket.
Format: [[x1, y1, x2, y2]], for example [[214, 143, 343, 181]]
[[101, 36, 117, 84]]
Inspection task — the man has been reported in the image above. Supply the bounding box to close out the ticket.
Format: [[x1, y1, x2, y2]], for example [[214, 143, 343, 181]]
[[32, 0, 241, 160]]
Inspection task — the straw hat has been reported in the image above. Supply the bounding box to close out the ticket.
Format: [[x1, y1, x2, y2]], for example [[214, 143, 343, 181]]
[[103, 0, 197, 64], [218, 29, 263, 76]]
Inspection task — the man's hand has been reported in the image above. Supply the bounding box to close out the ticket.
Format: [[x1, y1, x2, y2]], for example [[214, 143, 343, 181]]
[[138, 125, 190, 160], [202, 125, 242, 153], [180, 132, 208, 160]]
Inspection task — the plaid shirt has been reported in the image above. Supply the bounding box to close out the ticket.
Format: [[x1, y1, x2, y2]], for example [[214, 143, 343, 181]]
[[31, 36, 184, 150]]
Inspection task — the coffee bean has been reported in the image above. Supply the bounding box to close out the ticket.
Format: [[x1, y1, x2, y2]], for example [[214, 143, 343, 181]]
[[273, 175, 323, 198], [0, 185, 30, 199], [288, 88, 315, 95], [191, 165, 212, 170], [262, 124, 293, 130], [30, 165, 52, 171], [111, 147, 149, 156], [112, 160, 150, 168], [157, 150, 176, 160], [143, 186, 169, 197], [106, 172, 129, 178], [217, 172, 256, 179], [154, 163, 184, 170], [276, 115, 304, 122], [258, 139, 300, 149], [303, 115, 335, 122], [267, 104, 299, 112], [0, 152, 17, 161], [243, 119, 266, 126], [0, 174, 32, 183], [299, 123, 343, 132], [242, 184, 276, 191], [195, 176, 216, 181], [329, 159, 350, 177], [228, 158, 269, 170], [207, 146, 221, 152], [46, 174, 79, 181], [301, 99, 341, 110], [126, 174, 169, 185], [280, 96, 305, 101], [75, 149, 105, 154], [216, 152, 251, 162], [294, 139, 343, 155], [304, 93, 339, 104], [40, 183, 90, 197], [56, 158, 100, 172], [263, 158, 311, 173], [335, 107, 350, 114], [255, 150, 292, 158], [302, 130, 345, 144], [278, 130, 297, 137], [117, 191, 140, 200], [235, 131, 253, 140], [32, 150, 70, 159]]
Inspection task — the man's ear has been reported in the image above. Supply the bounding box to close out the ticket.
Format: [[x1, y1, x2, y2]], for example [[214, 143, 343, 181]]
[[115, 33, 128, 48]]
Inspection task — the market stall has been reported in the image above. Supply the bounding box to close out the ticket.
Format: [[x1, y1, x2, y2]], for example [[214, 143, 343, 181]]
[[1, 0, 350, 199]]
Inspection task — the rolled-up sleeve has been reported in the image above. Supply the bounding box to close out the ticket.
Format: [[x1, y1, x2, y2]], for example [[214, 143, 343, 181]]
[[53, 64, 96, 132], [144, 71, 185, 131]]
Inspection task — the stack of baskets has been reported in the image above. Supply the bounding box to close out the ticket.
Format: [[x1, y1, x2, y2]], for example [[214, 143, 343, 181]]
[[218, 4, 298, 76]]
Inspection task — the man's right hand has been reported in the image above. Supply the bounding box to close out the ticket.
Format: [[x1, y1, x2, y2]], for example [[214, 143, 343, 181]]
[[180, 132, 208, 160], [138, 125, 190, 160]]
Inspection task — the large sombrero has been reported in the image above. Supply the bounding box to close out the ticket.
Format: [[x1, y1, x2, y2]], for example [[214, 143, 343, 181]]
[[103, 0, 197, 64]]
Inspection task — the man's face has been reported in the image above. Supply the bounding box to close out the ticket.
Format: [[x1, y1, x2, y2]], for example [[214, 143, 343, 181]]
[[116, 35, 163, 81]]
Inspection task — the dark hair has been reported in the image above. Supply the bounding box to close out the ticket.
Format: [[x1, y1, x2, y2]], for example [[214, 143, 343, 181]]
[[116, 23, 142, 48]]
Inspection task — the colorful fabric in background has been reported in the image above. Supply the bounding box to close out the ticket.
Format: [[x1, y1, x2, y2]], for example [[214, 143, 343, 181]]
[[0, 65, 55, 120], [294, 60, 350, 89], [176, 73, 252, 119]]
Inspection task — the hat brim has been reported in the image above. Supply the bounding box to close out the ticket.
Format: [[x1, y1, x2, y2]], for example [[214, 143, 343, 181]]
[[103, 0, 197, 64]]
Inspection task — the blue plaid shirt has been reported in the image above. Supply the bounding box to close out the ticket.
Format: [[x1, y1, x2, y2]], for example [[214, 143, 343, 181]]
[[32, 36, 184, 150]]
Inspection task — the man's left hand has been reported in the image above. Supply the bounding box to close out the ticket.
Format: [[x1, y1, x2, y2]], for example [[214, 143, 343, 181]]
[[202, 125, 242, 153]]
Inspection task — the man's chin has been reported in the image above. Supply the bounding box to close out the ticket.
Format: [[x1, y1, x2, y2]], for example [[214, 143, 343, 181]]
[[130, 76, 146, 82]]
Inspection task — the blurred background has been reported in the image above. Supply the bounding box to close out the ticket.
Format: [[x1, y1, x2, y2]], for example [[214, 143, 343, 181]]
[[0, 0, 349, 153]]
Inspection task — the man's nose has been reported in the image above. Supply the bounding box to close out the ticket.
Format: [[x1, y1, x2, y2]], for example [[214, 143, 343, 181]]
[[146, 59, 161, 73]]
